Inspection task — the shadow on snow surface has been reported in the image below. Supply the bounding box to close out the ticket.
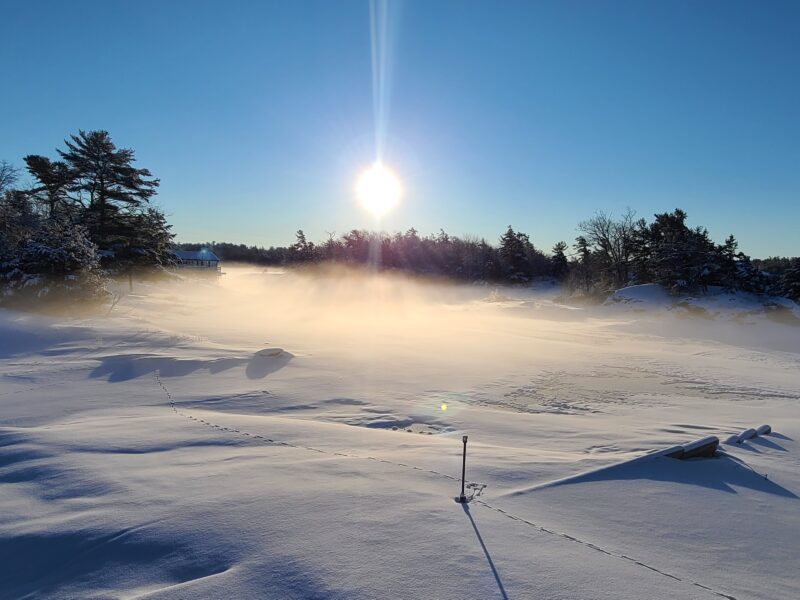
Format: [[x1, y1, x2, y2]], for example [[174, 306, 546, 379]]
[[539, 454, 798, 499], [89, 351, 293, 382]]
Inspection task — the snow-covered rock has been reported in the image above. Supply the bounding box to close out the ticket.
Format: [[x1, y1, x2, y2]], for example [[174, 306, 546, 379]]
[[606, 283, 674, 309]]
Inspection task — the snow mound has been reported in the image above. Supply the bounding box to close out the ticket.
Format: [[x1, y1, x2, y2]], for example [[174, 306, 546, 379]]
[[518, 445, 794, 498], [606, 284, 800, 324], [255, 347, 288, 357], [606, 284, 673, 308]]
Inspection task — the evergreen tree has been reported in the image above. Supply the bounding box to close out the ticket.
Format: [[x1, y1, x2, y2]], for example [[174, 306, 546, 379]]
[[718, 235, 739, 291], [321, 231, 343, 261], [0, 191, 39, 261], [734, 252, 766, 294], [570, 236, 595, 294], [342, 229, 370, 263], [638, 209, 717, 292], [290, 229, 315, 262], [399, 227, 423, 269], [24, 155, 74, 218], [58, 130, 159, 246], [629, 217, 653, 283], [499, 226, 531, 282], [18, 218, 99, 277], [478, 238, 502, 280], [1, 216, 105, 305], [775, 259, 800, 302], [550, 241, 569, 280], [574, 236, 590, 265], [113, 207, 175, 267]]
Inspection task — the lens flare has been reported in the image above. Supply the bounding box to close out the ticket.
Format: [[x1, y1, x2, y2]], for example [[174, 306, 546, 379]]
[[356, 163, 402, 217]]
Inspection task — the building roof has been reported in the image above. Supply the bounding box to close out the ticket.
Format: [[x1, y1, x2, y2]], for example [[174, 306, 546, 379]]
[[173, 249, 220, 262]]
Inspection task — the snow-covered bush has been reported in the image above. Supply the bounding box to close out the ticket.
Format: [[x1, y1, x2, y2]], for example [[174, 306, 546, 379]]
[[0, 218, 107, 308]]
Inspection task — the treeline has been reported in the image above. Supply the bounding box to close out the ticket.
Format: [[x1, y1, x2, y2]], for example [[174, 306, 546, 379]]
[[2, 131, 797, 306], [0, 131, 173, 305], [181, 208, 799, 302], [180, 228, 551, 282]]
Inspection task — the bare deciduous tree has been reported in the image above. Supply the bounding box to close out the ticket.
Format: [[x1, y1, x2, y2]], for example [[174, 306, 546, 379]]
[[0, 160, 19, 193], [578, 208, 637, 289]]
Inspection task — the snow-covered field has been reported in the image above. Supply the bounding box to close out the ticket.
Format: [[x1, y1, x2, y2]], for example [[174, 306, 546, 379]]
[[2, 265, 798, 599]]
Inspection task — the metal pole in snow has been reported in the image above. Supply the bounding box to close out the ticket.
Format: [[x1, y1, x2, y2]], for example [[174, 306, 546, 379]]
[[459, 435, 468, 502]]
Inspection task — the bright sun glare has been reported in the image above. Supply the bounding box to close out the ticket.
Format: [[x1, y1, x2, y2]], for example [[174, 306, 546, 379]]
[[356, 163, 402, 218]]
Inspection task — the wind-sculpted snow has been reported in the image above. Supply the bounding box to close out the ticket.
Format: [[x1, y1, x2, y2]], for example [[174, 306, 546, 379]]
[[1, 265, 798, 599]]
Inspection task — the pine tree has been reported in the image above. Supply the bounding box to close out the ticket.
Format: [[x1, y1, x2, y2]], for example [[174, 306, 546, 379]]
[[58, 130, 159, 246], [0, 191, 39, 261], [776, 260, 800, 302], [114, 207, 175, 267], [718, 234, 739, 291], [639, 209, 717, 293], [550, 241, 569, 280], [499, 226, 531, 282], [574, 236, 590, 265], [290, 229, 315, 262], [24, 155, 74, 218], [570, 236, 594, 293], [734, 252, 766, 294]]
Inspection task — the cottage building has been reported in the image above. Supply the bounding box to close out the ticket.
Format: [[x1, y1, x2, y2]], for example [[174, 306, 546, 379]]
[[172, 250, 221, 271]]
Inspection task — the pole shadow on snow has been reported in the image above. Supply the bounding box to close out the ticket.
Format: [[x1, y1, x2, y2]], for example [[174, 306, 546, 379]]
[[462, 503, 509, 600]]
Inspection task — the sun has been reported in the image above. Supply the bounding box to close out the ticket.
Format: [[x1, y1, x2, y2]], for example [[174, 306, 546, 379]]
[[356, 163, 402, 218]]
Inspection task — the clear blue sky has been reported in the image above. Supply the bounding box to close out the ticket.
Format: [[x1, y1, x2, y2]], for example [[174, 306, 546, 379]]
[[2, 0, 798, 256]]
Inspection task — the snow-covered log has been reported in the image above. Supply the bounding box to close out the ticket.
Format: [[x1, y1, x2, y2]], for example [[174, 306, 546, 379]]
[[665, 436, 719, 459], [737, 428, 757, 443]]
